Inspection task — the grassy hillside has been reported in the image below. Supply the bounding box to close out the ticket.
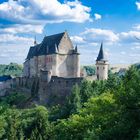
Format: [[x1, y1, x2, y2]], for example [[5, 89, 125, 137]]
[[0, 63, 23, 76]]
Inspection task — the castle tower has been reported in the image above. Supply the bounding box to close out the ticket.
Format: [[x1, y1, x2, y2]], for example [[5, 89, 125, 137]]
[[96, 43, 109, 80]]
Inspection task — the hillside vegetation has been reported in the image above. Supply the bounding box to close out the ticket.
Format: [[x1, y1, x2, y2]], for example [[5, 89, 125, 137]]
[[82, 65, 96, 76], [0, 66, 140, 139], [0, 63, 23, 76]]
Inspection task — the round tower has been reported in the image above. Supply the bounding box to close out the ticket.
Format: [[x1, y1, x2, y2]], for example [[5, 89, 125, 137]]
[[96, 43, 109, 80]]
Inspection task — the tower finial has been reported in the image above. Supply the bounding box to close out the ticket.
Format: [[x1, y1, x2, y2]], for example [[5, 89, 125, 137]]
[[75, 45, 78, 53], [96, 42, 105, 61], [34, 35, 37, 45]]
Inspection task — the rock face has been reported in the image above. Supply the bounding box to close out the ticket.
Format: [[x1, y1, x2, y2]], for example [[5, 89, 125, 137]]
[[23, 31, 80, 78]]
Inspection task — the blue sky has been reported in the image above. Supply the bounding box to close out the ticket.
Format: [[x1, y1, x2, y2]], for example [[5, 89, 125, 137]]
[[0, 0, 140, 65]]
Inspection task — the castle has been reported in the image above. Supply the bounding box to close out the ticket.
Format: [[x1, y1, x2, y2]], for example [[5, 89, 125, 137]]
[[23, 31, 80, 79], [23, 31, 108, 81], [0, 31, 109, 105]]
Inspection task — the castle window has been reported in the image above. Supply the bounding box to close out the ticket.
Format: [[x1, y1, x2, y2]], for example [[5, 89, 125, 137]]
[[97, 67, 99, 70], [103, 67, 105, 70]]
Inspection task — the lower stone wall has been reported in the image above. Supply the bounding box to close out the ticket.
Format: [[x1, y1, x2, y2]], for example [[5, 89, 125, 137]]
[[0, 76, 83, 106], [0, 80, 13, 96], [38, 76, 83, 106]]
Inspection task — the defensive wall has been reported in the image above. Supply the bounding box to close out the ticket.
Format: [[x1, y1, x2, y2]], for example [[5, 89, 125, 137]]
[[0, 76, 83, 106]]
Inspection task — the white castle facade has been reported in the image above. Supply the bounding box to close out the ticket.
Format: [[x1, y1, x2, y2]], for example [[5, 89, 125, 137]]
[[23, 31, 80, 78]]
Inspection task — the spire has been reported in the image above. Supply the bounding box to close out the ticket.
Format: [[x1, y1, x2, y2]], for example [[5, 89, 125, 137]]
[[75, 45, 78, 53], [96, 42, 105, 61], [34, 36, 37, 45]]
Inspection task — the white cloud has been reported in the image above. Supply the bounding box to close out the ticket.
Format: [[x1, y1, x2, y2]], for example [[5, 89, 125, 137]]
[[119, 31, 140, 43], [0, 0, 92, 24], [133, 24, 140, 30], [136, 1, 140, 10], [0, 34, 33, 44], [0, 24, 44, 34], [69, 27, 140, 64], [0, 33, 33, 64], [94, 13, 102, 20], [70, 36, 86, 44], [81, 28, 119, 43]]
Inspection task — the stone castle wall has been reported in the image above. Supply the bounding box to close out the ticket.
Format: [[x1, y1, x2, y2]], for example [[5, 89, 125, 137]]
[[38, 76, 83, 106], [0, 80, 13, 96], [1, 76, 83, 106]]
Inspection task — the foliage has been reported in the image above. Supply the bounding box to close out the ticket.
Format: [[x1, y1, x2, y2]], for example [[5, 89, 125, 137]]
[[0, 63, 23, 77], [83, 65, 96, 76], [0, 92, 28, 107], [0, 66, 140, 139]]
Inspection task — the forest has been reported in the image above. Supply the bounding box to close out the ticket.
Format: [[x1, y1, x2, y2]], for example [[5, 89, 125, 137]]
[[0, 65, 140, 140]]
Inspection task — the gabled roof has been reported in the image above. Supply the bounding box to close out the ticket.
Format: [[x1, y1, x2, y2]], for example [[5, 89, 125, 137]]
[[38, 32, 65, 55], [26, 32, 65, 59], [26, 47, 35, 59], [96, 43, 106, 61]]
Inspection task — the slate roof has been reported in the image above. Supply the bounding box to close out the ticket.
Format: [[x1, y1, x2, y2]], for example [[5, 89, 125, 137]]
[[96, 43, 106, 61], [26, 47, 35, 59], [26, 32, 65, 59], [0, 75, 12, 82]]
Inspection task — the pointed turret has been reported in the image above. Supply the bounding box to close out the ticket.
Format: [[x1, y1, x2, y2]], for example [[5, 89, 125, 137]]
[[96, 43, 109, 80], [96, 42, 105, 61], [75, 45, 78, 53]]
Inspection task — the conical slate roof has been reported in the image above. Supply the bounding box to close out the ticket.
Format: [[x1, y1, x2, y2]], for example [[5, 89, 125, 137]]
[[96, 43, 106, 61]]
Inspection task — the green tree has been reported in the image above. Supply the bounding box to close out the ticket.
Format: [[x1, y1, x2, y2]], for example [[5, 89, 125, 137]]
[[29, 106, 51, 140], [67, 84, 81, 115], [80, 80, 93, 103], [0, 116, 7, 139], [5, 109, 21, 140]]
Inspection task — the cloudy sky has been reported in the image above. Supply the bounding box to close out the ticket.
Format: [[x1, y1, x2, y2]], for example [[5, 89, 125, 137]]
[[0, 0, 140, 65]]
